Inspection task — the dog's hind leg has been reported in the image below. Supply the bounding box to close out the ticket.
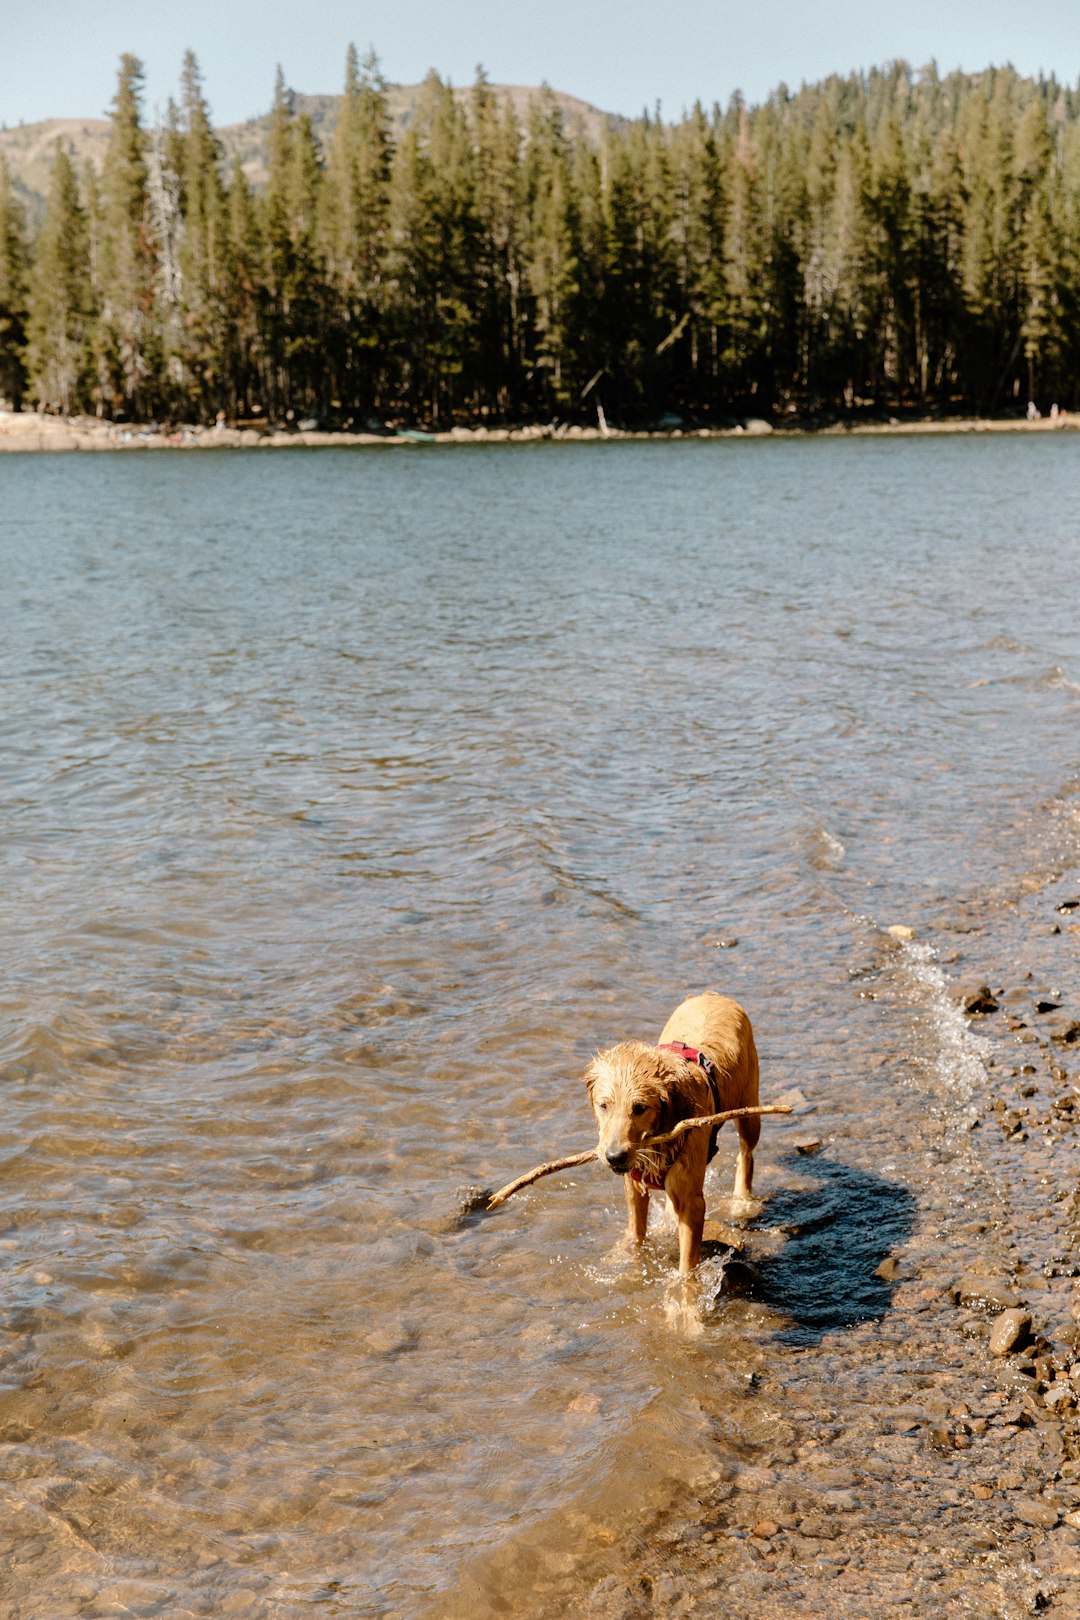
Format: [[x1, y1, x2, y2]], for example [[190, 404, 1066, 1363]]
[[624, 1176, 649, 1244], [733, 1115, 760, 1201]]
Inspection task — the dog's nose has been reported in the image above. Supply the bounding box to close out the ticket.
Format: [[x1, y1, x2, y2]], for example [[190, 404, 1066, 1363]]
[[605, 1148, 630, 1172]]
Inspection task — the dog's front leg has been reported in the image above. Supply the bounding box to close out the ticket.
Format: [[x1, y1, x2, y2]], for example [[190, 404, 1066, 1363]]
[[668, 1188, 706, 1274], [624, 1176, 649, 1244]]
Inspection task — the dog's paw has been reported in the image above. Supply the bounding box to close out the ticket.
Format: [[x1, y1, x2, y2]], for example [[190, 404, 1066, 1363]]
[[662, 1284, 706, 1338]]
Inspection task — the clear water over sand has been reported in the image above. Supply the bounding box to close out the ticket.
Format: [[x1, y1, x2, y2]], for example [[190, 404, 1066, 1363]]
[[1, 437, 1079, 1616]]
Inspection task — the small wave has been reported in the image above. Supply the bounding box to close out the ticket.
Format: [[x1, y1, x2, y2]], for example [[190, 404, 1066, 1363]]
[[807, 825, 846, 872], [1038, 664, 1080, 695], [892, 939, 989, 1112]]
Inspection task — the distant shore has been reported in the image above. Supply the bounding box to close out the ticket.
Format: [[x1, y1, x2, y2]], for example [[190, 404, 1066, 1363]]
[[2, 409, 1078, 453]]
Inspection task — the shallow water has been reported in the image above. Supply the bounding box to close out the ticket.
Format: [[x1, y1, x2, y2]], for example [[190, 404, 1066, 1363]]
[[1, 437, 1079, 1616]]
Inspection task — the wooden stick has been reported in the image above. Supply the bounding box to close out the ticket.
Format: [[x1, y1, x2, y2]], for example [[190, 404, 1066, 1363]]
[[485, 1103, 792, 1210], [486, 1149, 598, 1208], [643, 1102, 793, 1149]]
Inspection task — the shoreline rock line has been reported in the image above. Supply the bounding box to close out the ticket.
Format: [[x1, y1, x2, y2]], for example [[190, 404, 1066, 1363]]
[[2, 410, 1080, 453]]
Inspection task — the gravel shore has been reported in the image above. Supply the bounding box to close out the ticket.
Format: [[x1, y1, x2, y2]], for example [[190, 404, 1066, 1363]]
[[2, 409, 1079, 452]]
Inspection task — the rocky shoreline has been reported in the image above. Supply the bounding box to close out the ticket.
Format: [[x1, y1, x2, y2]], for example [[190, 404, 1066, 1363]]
[[564, 891, 1080, 1620], [2, 409, 1079, 453]]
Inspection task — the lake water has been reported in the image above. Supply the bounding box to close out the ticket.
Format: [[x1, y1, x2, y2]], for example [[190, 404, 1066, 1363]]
[[2, 437, 1079, 1617]]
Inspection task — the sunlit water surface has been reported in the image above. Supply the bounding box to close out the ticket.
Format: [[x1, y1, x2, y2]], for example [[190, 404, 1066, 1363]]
[[1, 437, 1079, 1616]]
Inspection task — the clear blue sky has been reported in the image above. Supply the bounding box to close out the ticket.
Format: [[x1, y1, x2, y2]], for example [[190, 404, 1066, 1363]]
[[3, 0, 1079, 128]]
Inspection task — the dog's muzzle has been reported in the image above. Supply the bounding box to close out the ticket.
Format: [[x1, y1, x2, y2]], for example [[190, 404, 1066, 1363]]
[[604, 1148, 631, 1173]]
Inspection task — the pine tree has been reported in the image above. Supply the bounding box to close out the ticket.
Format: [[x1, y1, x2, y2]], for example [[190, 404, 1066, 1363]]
[[14, 50, 1080, 425], [468, 68, 523, 415], [520, 90, 582, 413], [323, 45, 392, 418], [174, 50, 228, 418], [96, 54, 160, 418], [0, 154, 29, 409], [259, 68, 327, 416], [1015, 92, 1058, 402], [668, 104, 727, 412], [722, 100, 769, 406], [385, 72, 479, 421], [866, 113, 915, 405], [222, 156, 263, 417], [26, 142, 93, 413]]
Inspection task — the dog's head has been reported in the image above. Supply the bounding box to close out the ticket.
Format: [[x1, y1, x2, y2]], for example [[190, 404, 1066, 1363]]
[[583, 1042, 696, 1175]]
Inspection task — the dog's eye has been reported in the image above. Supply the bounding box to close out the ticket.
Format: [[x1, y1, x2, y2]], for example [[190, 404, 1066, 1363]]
[[597, 1100, 609, 1113], [631, 1103, 647, 1116]]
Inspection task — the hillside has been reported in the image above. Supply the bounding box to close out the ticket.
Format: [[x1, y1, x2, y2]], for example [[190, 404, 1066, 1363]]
[[5, 58, 1077, 427], [0, 82, 617, 217]]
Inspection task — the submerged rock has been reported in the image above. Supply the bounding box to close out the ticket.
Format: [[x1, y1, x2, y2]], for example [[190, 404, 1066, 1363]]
[[1012, 1497, 1060, 1527]]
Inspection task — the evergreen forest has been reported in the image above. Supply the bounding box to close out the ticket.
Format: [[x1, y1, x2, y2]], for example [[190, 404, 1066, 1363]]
[[2, 49, 1080, 426]]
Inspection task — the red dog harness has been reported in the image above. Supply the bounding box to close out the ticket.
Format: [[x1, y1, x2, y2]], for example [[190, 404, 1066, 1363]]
[[628, 1044, 723, 1190]]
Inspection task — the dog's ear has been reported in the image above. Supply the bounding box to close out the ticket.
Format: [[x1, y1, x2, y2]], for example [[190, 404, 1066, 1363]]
[[656, 1062, 696, 1135]]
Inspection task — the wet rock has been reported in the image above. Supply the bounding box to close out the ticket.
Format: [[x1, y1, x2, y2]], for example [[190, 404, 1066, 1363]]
[[875, 1256, 901, 1282], [1056, 899, 1080, 914], [954, 981, 999, 1015], [953, 1274, 1024, 1312], [794, 1138, 823, 1155], [433, 1185, 495, 1230], [1035, 998, 1063, 1014], [798, 1514, 842, 1539], [586, 1576, 652, 1619], [752, 1519, 780, 1538], [701, 1220, 746, 1249], [1049, 1020, 1080, 1046], [1012, 1498, 1060, 1527], [772, 1086, 814, 1115], [712, 938, 739, 949], [886, 924, 916, 941]]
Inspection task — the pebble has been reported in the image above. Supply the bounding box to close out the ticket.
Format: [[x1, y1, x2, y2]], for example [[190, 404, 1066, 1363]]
[[1012, 1498, 1061, 1528], [953, 1275, 1024, 1312], [988, 1307, 1032, 1356], [798, 1514, 842, 1540], [752, 1520, 780, 1538], [954, 981, 999, 1015], [886, 925, 916, 941]]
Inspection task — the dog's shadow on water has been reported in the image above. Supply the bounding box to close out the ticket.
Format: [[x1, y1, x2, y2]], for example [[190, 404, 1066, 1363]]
[[731, 1151, 916, 1349]]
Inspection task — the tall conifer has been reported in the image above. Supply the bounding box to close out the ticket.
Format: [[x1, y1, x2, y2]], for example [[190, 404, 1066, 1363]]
[[0, 155, 29, 409], [26, 143, 93, 413], [97, 54, 160, 418]]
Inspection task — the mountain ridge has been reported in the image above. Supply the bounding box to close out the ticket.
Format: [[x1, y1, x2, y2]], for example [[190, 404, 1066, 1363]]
[[0, 82, 619, 217]]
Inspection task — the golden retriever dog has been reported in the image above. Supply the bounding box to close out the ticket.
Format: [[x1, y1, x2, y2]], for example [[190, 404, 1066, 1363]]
[[584, 992, 760, 1273]]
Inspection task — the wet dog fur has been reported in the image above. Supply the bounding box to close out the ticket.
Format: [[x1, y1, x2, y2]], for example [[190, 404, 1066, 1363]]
[[583, 992, 760, 1273]]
